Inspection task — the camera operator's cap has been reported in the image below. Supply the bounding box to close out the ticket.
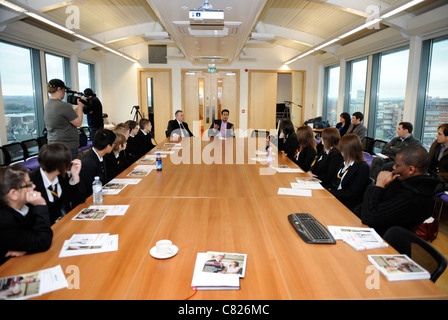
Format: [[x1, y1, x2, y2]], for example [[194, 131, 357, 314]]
[[48, 79, 69, 89], [84, 88, 94, 96]]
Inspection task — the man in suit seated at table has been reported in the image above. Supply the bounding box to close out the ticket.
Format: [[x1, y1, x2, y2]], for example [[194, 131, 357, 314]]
[[208, 109, 235, 138], [79, 129, 116, 198], [355, 145, 440, 236], [166, 110, 194, 138], [346, 112, 367, 140], [369, 122, 421, 181]]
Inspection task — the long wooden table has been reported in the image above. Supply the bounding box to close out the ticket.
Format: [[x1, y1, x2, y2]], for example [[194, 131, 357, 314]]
[[0, 137, 446, 300]]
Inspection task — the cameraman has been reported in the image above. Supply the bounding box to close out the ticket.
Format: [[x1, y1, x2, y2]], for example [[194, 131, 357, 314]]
[[44, 79, 84, 160], [82, 88, 104, 139]]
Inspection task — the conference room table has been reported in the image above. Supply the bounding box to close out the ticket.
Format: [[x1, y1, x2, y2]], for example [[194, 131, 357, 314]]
[[0, 136, 446, 300]]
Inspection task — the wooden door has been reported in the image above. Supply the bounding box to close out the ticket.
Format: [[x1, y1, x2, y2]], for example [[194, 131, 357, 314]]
[[291, 71, 305, 127], [138, 69, 172, 142], [182, 70, 239, 137], [248, 71, 277, 132]]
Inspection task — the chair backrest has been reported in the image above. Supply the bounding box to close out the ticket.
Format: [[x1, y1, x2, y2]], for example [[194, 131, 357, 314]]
[[36, 136, 48, 148], [373, 139, 387, 154], [383, 226, 447, 282], [0, 147, 8, 167], [2, 142, 25, 165], [21, 139, 39, 159], [80, 126, 91, 139], [361, 137, 374, 154]]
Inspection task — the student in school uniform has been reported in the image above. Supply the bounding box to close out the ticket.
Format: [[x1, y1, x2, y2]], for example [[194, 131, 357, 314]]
[[308, 127, 344, 189], [134, 118, 155, 158], [29, 143, 86, 224], [293, 126, 317, 172], [122, 120, 139, 164], [104, 133, 128, 182], [0, 164, 53, 265], [278, 120, 299, 162], [328, 134, 370, 212], [79, 129, 116, 198]]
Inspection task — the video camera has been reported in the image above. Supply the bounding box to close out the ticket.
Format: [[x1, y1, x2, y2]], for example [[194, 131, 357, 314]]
[[66, 89, 88, 105]]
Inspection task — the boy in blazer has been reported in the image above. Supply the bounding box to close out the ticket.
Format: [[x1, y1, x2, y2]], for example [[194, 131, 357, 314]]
[[29, 143, 86, 224], [79, 129, 116, 198]]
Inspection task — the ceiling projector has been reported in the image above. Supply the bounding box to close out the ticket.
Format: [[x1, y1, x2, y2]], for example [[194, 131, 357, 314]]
[[189, 10, 224, 26]]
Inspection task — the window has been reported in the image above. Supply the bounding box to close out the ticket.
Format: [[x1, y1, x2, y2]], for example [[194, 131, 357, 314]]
[[323, 65, 340, 127], [419, 38, 448, 149], [347, 58, 367, 115], [78, 61, 95, 126], [373, 48, 409, 141], [0, 42, 38, 143], [45, 53, 66, 84]]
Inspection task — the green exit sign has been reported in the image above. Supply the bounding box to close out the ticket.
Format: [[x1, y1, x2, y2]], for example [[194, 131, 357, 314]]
[[208, 67, 216, 73]]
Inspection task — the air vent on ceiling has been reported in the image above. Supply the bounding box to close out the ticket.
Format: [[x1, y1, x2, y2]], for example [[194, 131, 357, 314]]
[[173, 21, 241, 37]]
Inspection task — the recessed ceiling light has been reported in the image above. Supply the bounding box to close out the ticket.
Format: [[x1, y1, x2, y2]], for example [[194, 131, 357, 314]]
[[226, 7, 232, 11]]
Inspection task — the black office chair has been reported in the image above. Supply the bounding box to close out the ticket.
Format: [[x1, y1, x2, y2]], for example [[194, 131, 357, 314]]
[[36, 135, 48, 148], [2, 142, 26, 165], [0, 147, 8, 167], [21, 138, 39, 160], [361, 137, 374, 154], [383, 226, 447, 282], [372, 139, 387, 154]]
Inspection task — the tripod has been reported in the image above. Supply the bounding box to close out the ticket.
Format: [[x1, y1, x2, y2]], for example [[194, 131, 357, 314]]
[[130, 105, 143, 122]]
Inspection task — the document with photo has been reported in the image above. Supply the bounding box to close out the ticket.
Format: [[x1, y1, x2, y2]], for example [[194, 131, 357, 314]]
[[72, 207, 108, 220], [59, 234, 118, 257], [202, 251, 247, 278], [0, 266, 67, 300]]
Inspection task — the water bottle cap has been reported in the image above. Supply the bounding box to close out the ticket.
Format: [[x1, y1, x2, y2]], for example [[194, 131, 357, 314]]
[[157, 153, 161, 155], [94, 176, 100, 180]]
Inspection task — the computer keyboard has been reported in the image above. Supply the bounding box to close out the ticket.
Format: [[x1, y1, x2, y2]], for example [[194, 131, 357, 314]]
[[288, 213, 336, 244]]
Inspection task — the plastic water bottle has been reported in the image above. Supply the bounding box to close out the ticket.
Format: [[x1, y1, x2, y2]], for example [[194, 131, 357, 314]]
[[92, 176, 103, 203], [156, 153, 162, 171]]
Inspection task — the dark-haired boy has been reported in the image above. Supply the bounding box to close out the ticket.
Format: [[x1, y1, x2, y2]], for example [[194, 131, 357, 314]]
[[79, 129, 116, 197]]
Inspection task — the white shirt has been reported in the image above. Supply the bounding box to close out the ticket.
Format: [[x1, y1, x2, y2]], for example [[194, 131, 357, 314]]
[[40, 168, 61, 202], [337, 161, 354, 190]]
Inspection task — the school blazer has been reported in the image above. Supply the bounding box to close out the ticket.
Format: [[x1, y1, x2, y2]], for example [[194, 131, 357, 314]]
[[29, 168, 86, 224], [328, 161, 371, 211]]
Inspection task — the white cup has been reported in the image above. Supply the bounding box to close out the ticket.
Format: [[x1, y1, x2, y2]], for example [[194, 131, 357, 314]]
[[155, 239, 173, 255]]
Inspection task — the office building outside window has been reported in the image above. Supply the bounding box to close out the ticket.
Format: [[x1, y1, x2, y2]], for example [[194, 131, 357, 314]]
[[421, 38, 448, 149], [0, 42, 37, 143], [323, 65, 340, 127], [347, 58, 367, 115], [374, 49, 409, 141]]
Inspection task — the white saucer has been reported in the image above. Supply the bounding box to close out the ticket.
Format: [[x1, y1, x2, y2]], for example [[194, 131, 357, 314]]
[[150, 245, 179, 259]]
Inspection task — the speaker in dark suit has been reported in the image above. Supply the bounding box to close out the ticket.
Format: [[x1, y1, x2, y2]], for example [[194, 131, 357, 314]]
[[166, 110, 194, 137]]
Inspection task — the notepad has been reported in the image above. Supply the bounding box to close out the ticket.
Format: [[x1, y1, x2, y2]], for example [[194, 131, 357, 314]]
[[278, 188, 312, 197]]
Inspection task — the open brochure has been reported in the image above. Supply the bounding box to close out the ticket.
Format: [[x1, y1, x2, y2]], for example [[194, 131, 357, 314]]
[[191, 251, 247, 291], [102, 179, 141, 195], [368, 254, 430, 281], [327, 226, 388, 251], [0, 265, 68, 300], [72, 205, 129, 220], [127, 165, 156, 177], [59, 233, 118, 257]]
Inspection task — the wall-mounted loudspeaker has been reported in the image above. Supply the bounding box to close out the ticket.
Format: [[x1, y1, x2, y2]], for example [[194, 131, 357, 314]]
[[148, 45, 167, 64]]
